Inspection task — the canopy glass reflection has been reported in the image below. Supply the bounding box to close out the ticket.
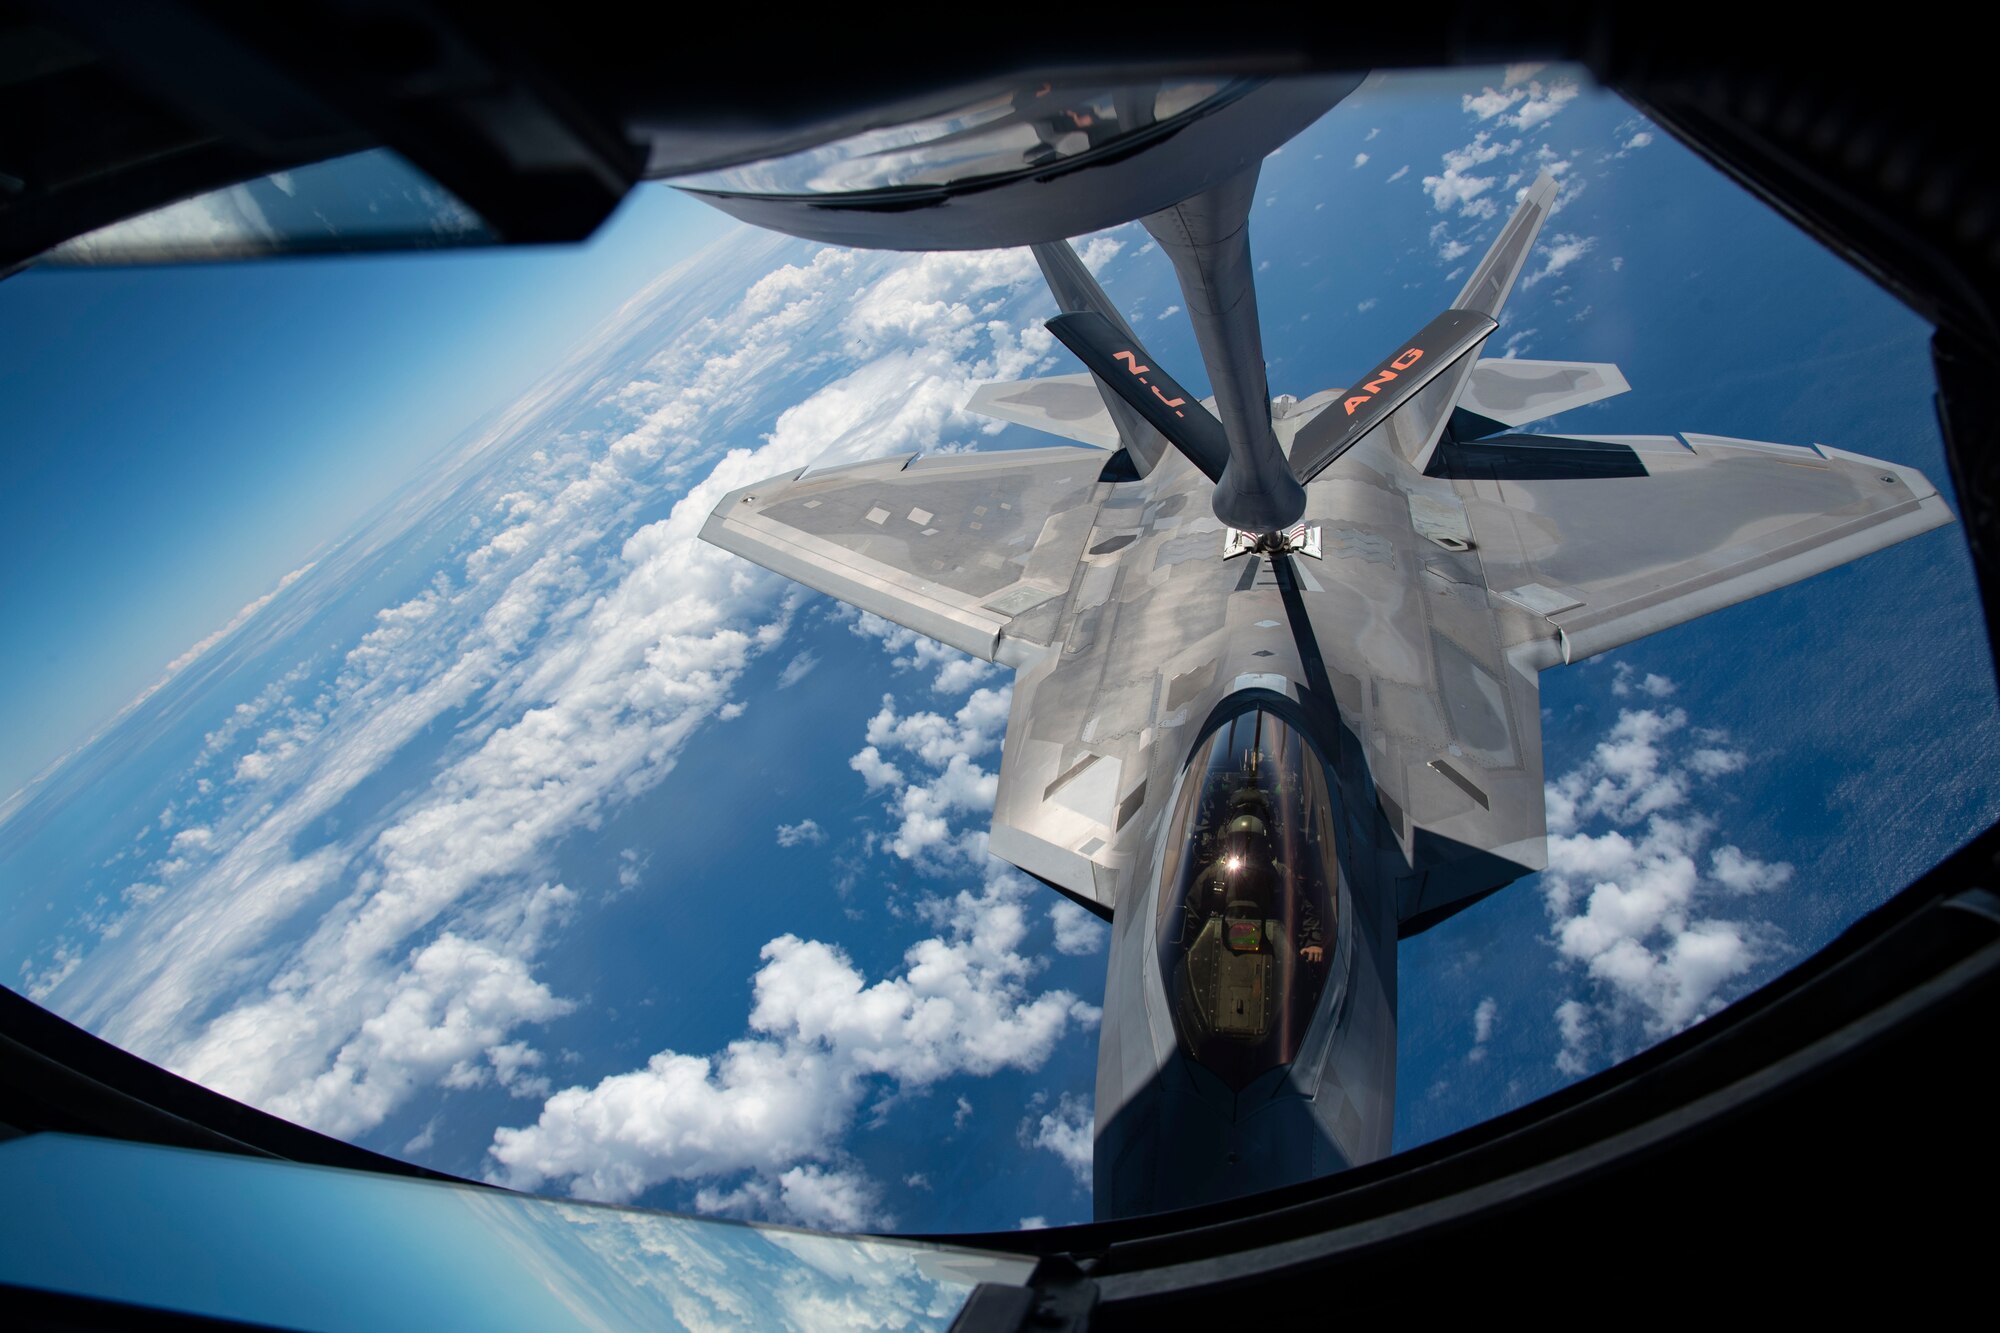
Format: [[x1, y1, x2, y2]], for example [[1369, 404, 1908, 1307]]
[[1155, 709, 1341, 1090]]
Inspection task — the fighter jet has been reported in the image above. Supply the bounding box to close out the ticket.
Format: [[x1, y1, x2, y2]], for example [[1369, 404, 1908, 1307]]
[[699, 170, 1954, 1219]]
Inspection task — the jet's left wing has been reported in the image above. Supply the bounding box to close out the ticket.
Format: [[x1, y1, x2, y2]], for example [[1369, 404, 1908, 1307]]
[[1451, 434, 1954, 663], [702, 447, 1107, 665]]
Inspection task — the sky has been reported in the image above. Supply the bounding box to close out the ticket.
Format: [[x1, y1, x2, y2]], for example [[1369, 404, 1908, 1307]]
[[0, 187, 736, 798], [1, 64, 1994, 1244]]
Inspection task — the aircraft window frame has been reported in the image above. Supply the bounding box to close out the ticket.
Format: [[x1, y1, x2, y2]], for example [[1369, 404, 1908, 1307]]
[[671, 79, 1252, 199]]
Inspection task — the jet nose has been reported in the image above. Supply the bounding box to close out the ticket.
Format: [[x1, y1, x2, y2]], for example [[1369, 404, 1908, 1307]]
[[1100, 1055, 1349, 1218]]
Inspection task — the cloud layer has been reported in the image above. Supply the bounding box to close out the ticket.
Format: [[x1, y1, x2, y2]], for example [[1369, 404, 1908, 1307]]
[[33, 225, 1111, 1229], [489, 863, 1097, 1213], [1540, 681, 1793, 1073]]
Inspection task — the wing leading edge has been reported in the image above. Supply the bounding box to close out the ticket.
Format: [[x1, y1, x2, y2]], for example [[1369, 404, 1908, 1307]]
[[1458, 434, 1955, 663]]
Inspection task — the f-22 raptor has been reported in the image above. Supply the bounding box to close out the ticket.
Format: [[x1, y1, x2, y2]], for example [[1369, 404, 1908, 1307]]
[[700, 170, 1952, 1219]]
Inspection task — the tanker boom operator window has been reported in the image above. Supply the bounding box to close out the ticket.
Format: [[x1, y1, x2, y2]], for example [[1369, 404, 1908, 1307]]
[[1155, 709, 1341, 1090], [674, 80, 1240, 197]]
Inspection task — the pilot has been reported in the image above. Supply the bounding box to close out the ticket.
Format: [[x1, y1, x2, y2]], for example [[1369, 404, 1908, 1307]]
[[1227, 785, 1271, 822], [1189, 803, 1333, 966], [1190, 808, 1275, 921], [1298, 898, 1327, 965]]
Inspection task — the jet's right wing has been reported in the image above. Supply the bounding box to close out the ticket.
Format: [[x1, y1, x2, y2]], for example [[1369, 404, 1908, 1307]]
[[702, 446, 1107, 665]]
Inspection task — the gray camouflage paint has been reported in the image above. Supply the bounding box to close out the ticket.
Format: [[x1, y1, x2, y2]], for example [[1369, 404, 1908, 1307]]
[[700, 174, 1953, 1217]]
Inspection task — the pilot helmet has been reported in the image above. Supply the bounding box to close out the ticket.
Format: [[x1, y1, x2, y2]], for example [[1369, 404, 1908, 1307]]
[[1224, 813, 1266, 840]]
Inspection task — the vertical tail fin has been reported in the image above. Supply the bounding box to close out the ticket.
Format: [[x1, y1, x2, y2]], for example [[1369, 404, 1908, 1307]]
[[1032, 241, 1175, 478], [1452, 172, 1559, 320], [1286, 174, 1561, 478]]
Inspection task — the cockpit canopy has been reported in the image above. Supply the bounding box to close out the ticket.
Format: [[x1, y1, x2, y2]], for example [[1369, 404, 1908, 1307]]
[[1155, 708, 1341, 1090]]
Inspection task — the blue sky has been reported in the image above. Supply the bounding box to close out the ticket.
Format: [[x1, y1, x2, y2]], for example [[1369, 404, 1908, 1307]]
[[1, 65, 1993, 1238], [0, 188, 734, 798]]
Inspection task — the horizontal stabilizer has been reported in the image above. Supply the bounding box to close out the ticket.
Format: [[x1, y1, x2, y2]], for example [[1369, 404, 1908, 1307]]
[[1045, 311, 1230, 482], [1457, 357, 1631, 430], [1288, 308, 1496, 481], [966, 374, 1120, 450]]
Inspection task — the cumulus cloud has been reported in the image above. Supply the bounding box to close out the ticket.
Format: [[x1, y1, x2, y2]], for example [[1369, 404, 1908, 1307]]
[[849, 746, 905, 793], [1524, 233, 1597, 288], [168, 826, 213, 855], [488, 866, 1096, 1217], [1554, 998, 1593, 1076], [1468, 996, 1498, 1064], [1422, 133, 1518, 218], [1508, 81, 1580, 132], [1426, 217, 1475, 266], [1689, 747, 1748, 778], [1157, 304, 1182, 321], [932, 657, 999, 694], [484, 642, 1103, 1223], [1423, 76, 1584, 237], [1049, 900, 1107, 956], [1022, 1093, 1094, 1184], [1612, 663, 1676, 699], [776, 820, 826, 848], [852, 689, 1010, 866], [1710, 846, 1794, 894], [1387, 164, 1410, 183], [1462, 78, 1581, 133], [776, 650, 819, 689], [848, 610, 998, 695], [1353, 152, 1371, 168], [38, 223, 1087, 1196], [1540, 676, 1794, 1069], [695, 1164, 888, 1233], [840, 247, 1041, 354], [1463, 87, 1522, 121]]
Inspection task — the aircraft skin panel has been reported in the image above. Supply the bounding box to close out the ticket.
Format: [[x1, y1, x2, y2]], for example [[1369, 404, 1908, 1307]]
[[1455, 433, 1955, 663], [700, 446, 1109, 664], [989, 451, 1296, 912], [1298, 439, 1551, 930]]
